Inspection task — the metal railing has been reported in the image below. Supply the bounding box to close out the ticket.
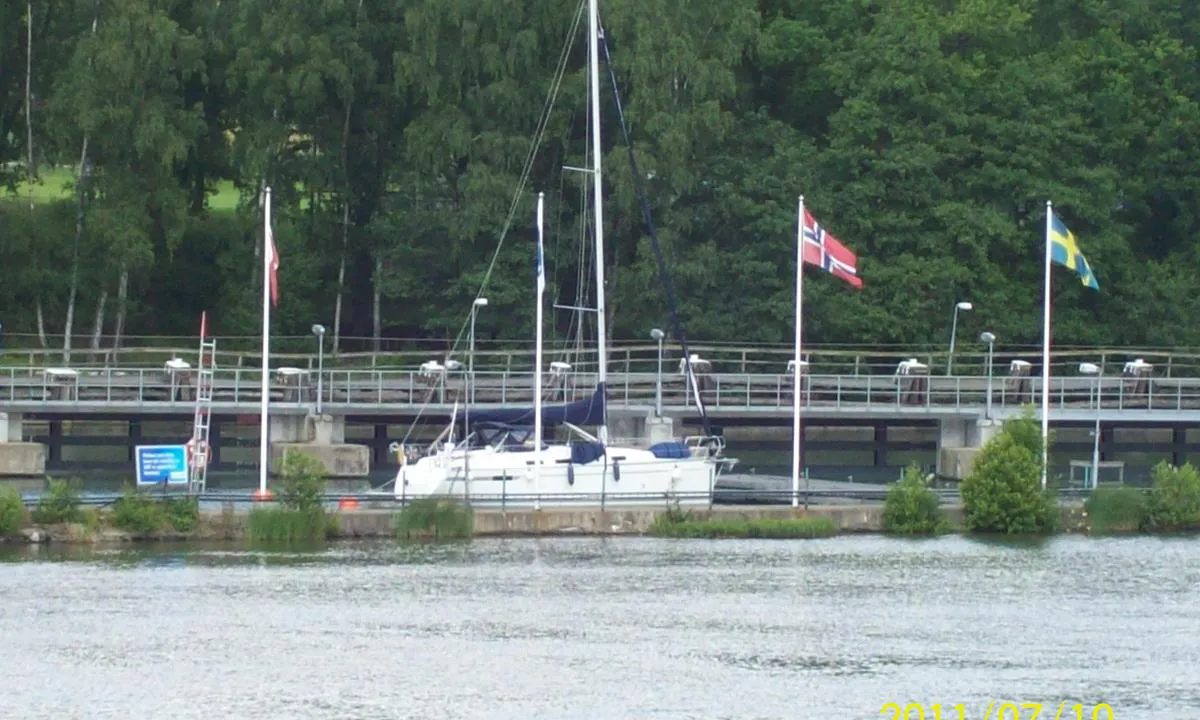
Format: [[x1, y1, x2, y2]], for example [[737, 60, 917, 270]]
[[5, 337, 1200, 378], [3, 366, 1199, 414]]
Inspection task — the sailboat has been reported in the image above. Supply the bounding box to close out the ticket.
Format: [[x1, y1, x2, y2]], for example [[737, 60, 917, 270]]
[[392, 0, 733, 508]]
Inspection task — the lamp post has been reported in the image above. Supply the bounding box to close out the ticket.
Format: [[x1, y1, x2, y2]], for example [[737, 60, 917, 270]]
[[311, 324, 326, 415], [464, 298, 488, 502], [650, 328, 665, 417], [1080, 362, 1101, 490], [947, 301, 973, 375], [980, 331, 995, 420]]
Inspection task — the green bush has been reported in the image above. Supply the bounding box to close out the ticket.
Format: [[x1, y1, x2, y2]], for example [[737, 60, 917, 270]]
[[246, 452, 335, 543], [394, 498, 474, 540], [960, 411, 1058, 534], [30, 478, 83, 525], [0, 486, 26, 535], [248, 507, 337, 543], [882, 464, 950, 535], [277, 452, 329, 512], [111, 488, 168, 534], [648, 509, 838, 538], [165, 496, 200, 532], [1085, 486, 1147, 534], [1144, 461, 1200, 531]]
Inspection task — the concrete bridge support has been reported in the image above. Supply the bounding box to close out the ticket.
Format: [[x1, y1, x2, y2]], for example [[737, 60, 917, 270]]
[[937, 417, 1003, 480], [0, 412, 47, 476], [268, 413, 370, 478]]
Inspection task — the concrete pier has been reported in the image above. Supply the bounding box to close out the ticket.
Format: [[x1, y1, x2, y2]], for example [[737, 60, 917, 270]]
[[268, 414, 370, 478], [937, 417, 1004, 480], [0, 412, 46, 476]]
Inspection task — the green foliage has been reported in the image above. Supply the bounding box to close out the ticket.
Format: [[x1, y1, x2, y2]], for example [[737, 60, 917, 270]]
[[248, 508, 337, 544], [882, 464, 950, 535], [249, 452, 334, 544], [30, 479, 83, 525], [110, 488, 202, 535], [1143, 462, 1200, 532], [111, 488, 168, 534], [394, 499, 474, 540], [5, 0, 1200, 345], [648, 509, 838, 538], [277, 452, 328, 512], [165, 496, 201, 533], [960, 413, 1058, 534], [0, 486, 26, 535], [1085, 486, 1147, 534]]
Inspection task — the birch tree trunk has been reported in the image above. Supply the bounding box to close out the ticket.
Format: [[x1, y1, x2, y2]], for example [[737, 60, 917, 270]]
[[27, 1, 47, 349], [372, 254, 382, 353], [112, 265, 128, 362], [333, 201, 349, 355], [88, 289, 108, 364], [62, 134, 88, 365], [61, 12, 98, 365]]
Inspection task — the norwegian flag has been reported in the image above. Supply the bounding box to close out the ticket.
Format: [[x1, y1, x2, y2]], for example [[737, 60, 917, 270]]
[[803, 209, 863, 289]]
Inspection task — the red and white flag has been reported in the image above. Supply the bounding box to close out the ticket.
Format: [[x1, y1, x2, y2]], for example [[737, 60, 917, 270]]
[[265, 218, 280, 306], [803, 209, 863, 289]]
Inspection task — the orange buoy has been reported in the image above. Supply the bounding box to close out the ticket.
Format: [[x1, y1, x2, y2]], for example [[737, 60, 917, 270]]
[[252, 488, 274, 502], [338, 497, 360, 510]]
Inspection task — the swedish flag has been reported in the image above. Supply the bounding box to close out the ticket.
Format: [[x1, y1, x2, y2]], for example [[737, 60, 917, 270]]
[[1049, 211, 1099, 291]]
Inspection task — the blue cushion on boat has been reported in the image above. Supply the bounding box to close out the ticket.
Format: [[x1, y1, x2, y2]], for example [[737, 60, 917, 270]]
[[648, 442, 690, 459]]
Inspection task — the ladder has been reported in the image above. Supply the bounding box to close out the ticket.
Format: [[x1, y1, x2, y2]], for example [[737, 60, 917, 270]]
[[188, 336, 216, 493]]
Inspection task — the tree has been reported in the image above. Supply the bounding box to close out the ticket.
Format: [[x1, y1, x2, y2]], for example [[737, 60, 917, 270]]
[[960, 410, 1058, 534]]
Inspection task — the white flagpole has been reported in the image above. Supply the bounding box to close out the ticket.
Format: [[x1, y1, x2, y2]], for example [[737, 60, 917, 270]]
[[792, 195, 805, 508], [534, 192, 545, 511], [1040, 200, 1052, 490], [258, 186, 272, 497]]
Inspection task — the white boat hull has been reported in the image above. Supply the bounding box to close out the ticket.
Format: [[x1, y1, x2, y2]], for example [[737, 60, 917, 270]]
[[395, 444, 717, 508]]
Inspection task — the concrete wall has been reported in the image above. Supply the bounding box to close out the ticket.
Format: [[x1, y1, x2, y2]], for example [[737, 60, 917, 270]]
[[300, 505, 908, 537], [0, 443, 47, 476]]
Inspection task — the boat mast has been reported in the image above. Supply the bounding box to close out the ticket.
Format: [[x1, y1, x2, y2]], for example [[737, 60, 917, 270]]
[[588, 0, 609, 444]]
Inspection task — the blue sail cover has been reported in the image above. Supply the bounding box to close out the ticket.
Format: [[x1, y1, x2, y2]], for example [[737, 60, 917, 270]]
[[468, 383, 607, 428]]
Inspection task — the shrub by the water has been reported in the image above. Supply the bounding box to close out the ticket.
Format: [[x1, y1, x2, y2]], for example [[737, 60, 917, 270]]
[[248, 507, 335, 542], [1143, 461, 1200, 531], [248, 452, 336, 543], [165, 496, 200, 532], [30, 478, 83, 525], [882, 463, 950, 535], [0, 486, 25, 535], [960, 411, 1058, 534], [111, 487, 168, 534], [1085, 486, 1147, 534], [394, 498, 474, 540], [110, 487, 202, 535], [648, 507, 838, 539]]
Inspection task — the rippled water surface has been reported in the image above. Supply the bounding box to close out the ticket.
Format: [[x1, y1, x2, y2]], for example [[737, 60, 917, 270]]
[[2, 535, 1199, 719]]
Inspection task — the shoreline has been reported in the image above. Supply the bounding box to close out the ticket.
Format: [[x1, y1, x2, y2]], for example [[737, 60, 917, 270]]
[[1, 503, 1103, 545]]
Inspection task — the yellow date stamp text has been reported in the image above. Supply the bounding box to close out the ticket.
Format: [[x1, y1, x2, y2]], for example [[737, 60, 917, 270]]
[[880, 702, 1115, 720]]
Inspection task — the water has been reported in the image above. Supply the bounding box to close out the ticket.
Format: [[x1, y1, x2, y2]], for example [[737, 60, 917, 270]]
[[2, 535, 1199, 719]]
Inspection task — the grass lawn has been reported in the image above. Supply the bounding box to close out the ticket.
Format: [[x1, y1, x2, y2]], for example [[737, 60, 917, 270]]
[[6, 166, 244, 211]]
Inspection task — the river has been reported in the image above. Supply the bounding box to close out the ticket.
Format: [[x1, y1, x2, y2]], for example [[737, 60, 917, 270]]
[[2, 535, 1199, 719]]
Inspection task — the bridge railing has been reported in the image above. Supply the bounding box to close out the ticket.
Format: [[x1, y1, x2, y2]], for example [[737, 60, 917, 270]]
[[4, 366, 1200, 413], [6, 337, 1200, 378]]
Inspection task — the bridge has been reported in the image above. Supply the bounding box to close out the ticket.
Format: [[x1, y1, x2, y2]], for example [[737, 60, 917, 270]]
[[3, 341, 1199, 480], [1, 364, 1197, 420]]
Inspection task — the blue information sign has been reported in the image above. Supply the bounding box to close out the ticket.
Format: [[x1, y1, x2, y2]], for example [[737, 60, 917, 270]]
[[135, 445, 189, 485]]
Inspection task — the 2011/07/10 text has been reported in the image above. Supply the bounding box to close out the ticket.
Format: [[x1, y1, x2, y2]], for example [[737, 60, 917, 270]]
[[880, 702, 1115, 720]]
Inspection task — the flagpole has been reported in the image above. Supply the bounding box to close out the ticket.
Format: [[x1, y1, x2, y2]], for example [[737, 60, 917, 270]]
[[1040, 200, 1052, 490], [534, 192, 545, 511], [792, 195, 804, 508], [258, 186, 272, 498]]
